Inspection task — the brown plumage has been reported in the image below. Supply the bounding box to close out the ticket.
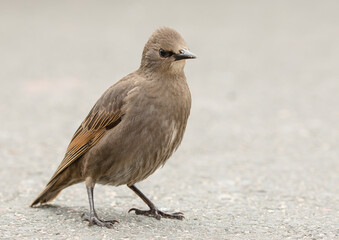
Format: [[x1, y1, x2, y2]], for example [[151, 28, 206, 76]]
[[31, 27, 196, 228]]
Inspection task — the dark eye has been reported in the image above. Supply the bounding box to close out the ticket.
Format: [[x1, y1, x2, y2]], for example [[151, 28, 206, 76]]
[[159, 49, 166, 57], [159, 49, 173, 58]]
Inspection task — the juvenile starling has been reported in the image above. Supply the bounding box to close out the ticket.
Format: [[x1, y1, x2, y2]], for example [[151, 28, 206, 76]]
[[31, 27, 196, 228]]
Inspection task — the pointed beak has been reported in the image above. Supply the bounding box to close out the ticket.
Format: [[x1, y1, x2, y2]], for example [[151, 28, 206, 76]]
[[174, 49, 197, 61]]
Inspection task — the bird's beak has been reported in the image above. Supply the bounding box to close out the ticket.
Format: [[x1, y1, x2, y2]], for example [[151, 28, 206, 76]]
[[174, 49, 197, 61]]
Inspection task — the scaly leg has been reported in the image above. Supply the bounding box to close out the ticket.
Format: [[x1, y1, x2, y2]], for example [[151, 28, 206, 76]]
[[82, 178, 118, 228], [128, 185, 184, 220]]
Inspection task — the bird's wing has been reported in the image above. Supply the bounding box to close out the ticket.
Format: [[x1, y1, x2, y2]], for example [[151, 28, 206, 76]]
[[47, 79, 134, 185]]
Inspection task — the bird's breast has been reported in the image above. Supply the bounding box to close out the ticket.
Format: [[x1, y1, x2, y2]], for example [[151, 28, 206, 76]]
[[97, 80, 191, 185]]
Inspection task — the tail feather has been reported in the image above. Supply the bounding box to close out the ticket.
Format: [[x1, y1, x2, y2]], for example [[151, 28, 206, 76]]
[[30, 179, 61, 207], [31, 158, 83, 207]]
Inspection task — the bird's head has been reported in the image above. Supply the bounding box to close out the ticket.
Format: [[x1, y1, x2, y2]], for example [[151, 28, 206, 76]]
[[140, 27, 196, 74]]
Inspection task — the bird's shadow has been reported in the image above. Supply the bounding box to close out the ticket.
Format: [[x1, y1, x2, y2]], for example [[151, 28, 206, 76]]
[[32, 203, 138, 224], [33, 203, 86, 218]]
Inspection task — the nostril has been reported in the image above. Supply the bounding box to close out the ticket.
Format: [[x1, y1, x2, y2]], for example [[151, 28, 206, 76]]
[[179, 50, 184, 54]]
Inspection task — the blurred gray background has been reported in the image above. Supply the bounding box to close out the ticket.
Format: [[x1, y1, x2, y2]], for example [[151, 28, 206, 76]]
[[0, 1, 338, 239]]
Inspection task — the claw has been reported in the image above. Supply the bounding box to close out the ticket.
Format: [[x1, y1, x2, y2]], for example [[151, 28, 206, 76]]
[[128, 208, 138, 213]]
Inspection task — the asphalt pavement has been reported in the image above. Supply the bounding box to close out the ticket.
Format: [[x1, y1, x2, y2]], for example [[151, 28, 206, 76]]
[[0, 1, 338, 239]]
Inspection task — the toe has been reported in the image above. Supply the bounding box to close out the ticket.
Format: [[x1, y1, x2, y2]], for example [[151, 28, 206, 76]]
[[158, 210, 185, 220], [82, 212, 118, 228]]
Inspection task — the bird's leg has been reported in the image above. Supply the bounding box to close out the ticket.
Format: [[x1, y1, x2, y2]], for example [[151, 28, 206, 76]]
[[128, 185, 184, 220], [82, 179, 118, 228]]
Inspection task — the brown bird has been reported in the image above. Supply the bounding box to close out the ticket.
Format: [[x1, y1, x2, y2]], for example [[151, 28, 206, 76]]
[[31, 27, 196, 228]]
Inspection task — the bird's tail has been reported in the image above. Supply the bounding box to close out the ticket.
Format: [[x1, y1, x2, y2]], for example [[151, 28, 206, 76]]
[[30, 178, 63, 207], [30, 169, 82, 207], [31, 158, 83, 207]]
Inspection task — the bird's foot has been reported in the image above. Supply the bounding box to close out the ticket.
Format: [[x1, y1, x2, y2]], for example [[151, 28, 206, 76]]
[[128, 208, 184, 220], [81, 213, 118, 228]]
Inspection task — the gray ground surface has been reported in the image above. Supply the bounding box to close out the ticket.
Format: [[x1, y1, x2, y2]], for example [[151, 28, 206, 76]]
[[0, 1, 338, 239]]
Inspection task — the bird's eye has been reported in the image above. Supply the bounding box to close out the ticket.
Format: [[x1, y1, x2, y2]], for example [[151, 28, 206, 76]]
[[159, 49, 166, 57], [159, 49, 174, 58]]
